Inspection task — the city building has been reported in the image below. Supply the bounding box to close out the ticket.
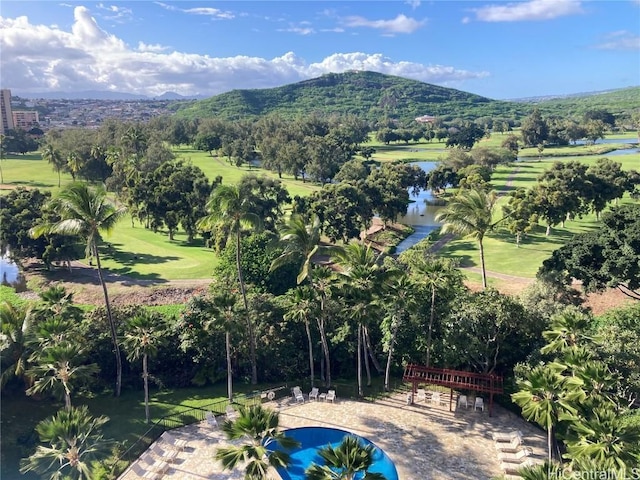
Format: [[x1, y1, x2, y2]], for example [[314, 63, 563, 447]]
[[1, 89, 15, 134], [12, 110, 40, 130]]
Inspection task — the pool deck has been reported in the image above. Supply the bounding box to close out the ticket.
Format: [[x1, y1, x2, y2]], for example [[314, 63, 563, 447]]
[[118, 392, 546, 480]]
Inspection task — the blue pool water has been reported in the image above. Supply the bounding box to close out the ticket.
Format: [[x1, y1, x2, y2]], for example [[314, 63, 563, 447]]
[[273, 426, 399, 480]]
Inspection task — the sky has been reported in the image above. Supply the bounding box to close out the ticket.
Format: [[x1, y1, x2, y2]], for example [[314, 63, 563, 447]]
[[1, 0, 639, 100]]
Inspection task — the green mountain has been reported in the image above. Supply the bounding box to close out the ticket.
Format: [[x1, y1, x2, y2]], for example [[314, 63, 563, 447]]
[[174, 71, 529, 122], [173, 71, 639, 123]]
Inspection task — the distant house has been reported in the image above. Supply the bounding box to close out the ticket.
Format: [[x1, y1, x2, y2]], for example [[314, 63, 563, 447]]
[[415, 114, 436, 124]]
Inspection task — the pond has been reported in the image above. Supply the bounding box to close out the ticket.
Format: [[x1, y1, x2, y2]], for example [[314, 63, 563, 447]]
[[0, 254, 27, 292]]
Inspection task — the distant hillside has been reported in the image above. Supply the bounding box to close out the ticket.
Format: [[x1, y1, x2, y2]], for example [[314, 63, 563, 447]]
[[524, 86, 640, 118], [174, 71, 530, 122]]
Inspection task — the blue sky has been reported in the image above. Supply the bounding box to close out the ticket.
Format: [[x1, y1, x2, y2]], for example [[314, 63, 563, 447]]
[[1, 1, 639, 99]]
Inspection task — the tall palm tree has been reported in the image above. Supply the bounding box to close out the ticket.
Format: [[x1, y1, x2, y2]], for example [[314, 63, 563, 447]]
[[29, 182, 126, 396], [122, 311, 165, 424], [197, 183, 262, 385], [41, 144, 64, 188], [435, 188, 501, 289], [305, 435, 387, 480], [215, 404, 300, 479], [284, 286, 318, 388], [20, 405, 112, 480], [26, 343, 99, 410], [0, 301, 33, 389], [270, 214, 327, 284], [312, 265, 335, 387], [207, 291, 239, 401]]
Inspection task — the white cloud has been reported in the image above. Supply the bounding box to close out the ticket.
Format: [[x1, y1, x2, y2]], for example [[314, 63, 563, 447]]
[[472, 0, 583, 22], [277, 26, 316, 35], [594, 31, 640, 50], [342, 14, 426, 34], [96, 3, 133, 22], [0, 10, 487, 97], [405, 0, 421, 9], [155, 2, 234, 19]]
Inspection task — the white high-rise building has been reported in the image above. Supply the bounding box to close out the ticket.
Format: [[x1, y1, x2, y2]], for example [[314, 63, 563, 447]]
[[1, 89, 15, 134]]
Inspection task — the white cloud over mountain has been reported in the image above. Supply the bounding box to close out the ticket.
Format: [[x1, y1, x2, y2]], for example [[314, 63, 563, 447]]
[[0, 7, 488, 96], [472, 0, 583, 22]]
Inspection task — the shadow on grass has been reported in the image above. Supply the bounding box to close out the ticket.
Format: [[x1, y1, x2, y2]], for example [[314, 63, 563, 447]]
[[102, 243, 181, 266], [6, 180, 55, 188]]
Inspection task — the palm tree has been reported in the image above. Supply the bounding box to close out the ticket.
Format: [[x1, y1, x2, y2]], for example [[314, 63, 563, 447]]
[[207, 291, 239, 401], [29, 182, 126, 396], [32, 285, 83, 323], [215, 404, 300, 479], [512, 364, 583, 463], [284, 286, 318, 388], [270, 214, 327, 284], [26, 343, 99, 410], [380, 274, 418, 391], [0, 301, 33, 389], [20, 405, 112, 480], [41, 144, 64, 187], [541, 307, 594, 355], [305, 435, 387, 480], [122, 311, 165, 424], [312, 265, 335, 387], [435, 188, 501, 289], [197, 183, 262, 385]]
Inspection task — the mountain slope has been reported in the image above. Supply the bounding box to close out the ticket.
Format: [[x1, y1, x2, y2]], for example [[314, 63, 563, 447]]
[[174, 71, 528, 122]]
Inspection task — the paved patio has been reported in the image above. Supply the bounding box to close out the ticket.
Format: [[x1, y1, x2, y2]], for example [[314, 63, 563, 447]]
[[119, 392, 546, 480]]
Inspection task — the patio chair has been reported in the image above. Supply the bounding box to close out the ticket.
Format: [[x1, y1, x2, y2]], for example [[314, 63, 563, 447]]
[[139, 452, 170, 474], [205, 410, 218, 428], [325, 389, 336, 403], [495, 436, 524, 453], [501, 459, 536, 475], [457, 394, 469, 409], [431, 391, 445, 406], [226, 404, 239, 420], [131, 462, 162, 480], [150, 443, 179, 463], [161, 430, 189, 451], [416, 388, 427, 403], [498, 447, 533, 462], [492, 430, 523, 443], [474, 397, 484, 411], [292, 386, 305, 403], [309, 387, 319, 401]]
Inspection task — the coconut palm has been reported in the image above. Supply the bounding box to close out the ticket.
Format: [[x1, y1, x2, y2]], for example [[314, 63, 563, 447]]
[[207, 291, 240, 401], [305, 435, 387, 480], [312, 265, 335, 387], [270, 214, 327, 284], [19, 405, 112, 480], [215, 404, 300, 479], [435, 188, 501, 289], [197, 183, 262, 385], [0, 301, 33, 389], [284, 286, 318, 388], [26, 342, 99, 410], [41, 144, 65, 187], [122, 311, 165, 424], [29, 182, 126, 396]]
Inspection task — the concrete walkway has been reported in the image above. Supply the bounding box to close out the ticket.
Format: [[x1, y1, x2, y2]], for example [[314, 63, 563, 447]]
[[119, 392, 546, 480]]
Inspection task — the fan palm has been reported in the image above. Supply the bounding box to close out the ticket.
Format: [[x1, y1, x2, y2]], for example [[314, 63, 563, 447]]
[[215, 404, 300, 479], [29, 182, 126, 396], [541, 307, 594, 355], [0, 301, 33, 388], [305, 435, 387, 480], [435, 188, 501, 289], [198, 183, 262, 385], [19, 405, 112, 480], [122, 311, 165, 423]]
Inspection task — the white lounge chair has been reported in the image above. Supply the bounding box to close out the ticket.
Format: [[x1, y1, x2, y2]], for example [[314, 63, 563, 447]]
[[501, 459, 536, 475], [205, 410, 218, 428], [292, 386, 305, 403], [498, 447, 532, 462], [225, 404, 239, 420], [457, 394, 469, 409], [150, 443, 179, 463], [416, 388, 427, 403], [492, 430, 523, 442], [325, 389, 336, 403], [131, 462, 162, 479], [309, 387, 319, 401], [161, 431, 188, 451], [139, 452, 169, 474], [431, 391, 446, 406], [495, 436, 524, 453], [474, 397, 484, 411]]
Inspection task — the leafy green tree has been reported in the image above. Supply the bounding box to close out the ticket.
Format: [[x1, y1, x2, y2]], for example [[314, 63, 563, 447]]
[[284, 286, 318, 388], [445, 122, 485, 150], [29, 182, 126, 396], [305, 435, 387, 480], [586, 158, 634, 218], [215, 404, 299, 479], [197, 183, 262, 385], [238, 174, 291, 232], [435, 188, 500, 289], [425, 164, 457, 195], [20, 406, 112, 480], [502, 187, 538, 247], [520, 108, 549, 147], [122, 311, 165, 424]]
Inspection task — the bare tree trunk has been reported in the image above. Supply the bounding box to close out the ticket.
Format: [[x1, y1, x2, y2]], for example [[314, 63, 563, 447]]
[[363, 326, 372, 387], [478, 238, 487, 289], [426, 285, 436, 367], [226, 331, 233, 401], [236, 229, 257, 385], [357, 324, 363, 396], [143, 353, 150, 424], [317, 297, 331, 387], [364, 327, 383, 374], [305, 320, 315, 388], [384, 315, 398, 391]]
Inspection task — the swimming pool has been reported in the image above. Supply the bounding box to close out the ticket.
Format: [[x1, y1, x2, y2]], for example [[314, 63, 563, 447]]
[[273, 426, 399, 480]]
